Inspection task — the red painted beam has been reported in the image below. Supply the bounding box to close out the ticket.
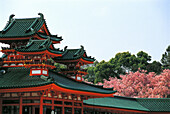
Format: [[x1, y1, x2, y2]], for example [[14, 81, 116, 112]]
[[16, 50, 62, 57]]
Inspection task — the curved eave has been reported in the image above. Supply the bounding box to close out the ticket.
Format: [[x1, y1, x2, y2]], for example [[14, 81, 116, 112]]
[[82, 57, 95, 63], [0, 83, 115, 97], [52, 83, 116, 97], [51, 71, 114, 91], [47, 48, 63, 55], [54, 82, 116, 95], [37, 33, 62, 42]]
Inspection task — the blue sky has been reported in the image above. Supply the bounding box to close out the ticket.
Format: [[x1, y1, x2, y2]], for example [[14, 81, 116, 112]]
[[0, 0, 170, 62]]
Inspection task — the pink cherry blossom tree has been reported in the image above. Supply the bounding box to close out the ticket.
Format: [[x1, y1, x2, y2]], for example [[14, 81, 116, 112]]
[[91, 69, 170, 98]]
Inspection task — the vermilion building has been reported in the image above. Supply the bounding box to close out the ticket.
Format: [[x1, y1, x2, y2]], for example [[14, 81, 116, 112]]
[[0, 14, 169, 114]]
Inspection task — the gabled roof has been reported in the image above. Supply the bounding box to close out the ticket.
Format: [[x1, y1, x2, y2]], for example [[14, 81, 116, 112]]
[[54, 46, 95, 62], [83, 96, 170, 112], [0, 14, 44, 38], [0, 67, 115, 95], [15, 38, 63, 55], [0, 13, 62, 42]]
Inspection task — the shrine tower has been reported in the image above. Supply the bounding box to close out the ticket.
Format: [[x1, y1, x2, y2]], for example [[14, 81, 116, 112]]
[[0, 13, 116, 114]]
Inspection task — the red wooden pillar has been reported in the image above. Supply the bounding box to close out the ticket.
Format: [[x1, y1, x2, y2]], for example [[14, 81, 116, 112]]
[[19, 96, 22, 114], [0, 98, 2, 114], [40, 96, 43, 114], [81, 102, 84, 114], [62, 101, 64, 114], [72, 101, 74, 114], [32, 106, 35, 114], [52, 98, 54, 111]]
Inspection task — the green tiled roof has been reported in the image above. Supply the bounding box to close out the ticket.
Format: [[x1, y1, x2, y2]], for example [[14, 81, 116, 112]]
[[83, 96, 170, 112], [0, 14, 62, 42], [0, 67, 115, 94], [50, 71, 115, 94], [15, 39, 63, 54], [0, 68, 51, 88], [54, 46, 95, 62], [0, 17, 43, 38], [16, 39, 50, 52], [137, 98, 170, 112]]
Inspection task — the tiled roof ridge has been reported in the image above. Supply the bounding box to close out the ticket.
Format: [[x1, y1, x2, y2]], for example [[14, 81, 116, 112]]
[[14, 17, 39, 20], [1, 19, 16, 34]]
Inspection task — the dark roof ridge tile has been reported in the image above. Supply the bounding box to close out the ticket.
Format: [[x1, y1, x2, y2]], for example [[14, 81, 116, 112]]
[[14, 17, 39, 20]]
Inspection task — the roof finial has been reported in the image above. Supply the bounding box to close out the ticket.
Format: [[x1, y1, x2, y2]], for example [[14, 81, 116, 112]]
[[38, 13, 44, 19], [9, 14, 15, 22], [80, 45, 84, 50], [64, 46, 68, 51]]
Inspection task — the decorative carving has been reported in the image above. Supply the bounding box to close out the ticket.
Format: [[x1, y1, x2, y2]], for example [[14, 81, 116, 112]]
[[64, 46, 68, 51], [9, 14, 15, 22], [38, 13, 44, 19]]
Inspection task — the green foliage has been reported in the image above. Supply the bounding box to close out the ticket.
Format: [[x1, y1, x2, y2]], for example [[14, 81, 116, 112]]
[[54, 63, 67, 72], [109, 52, 136, 73], [136, 51, 151, 70], [84, 66, 96, 82], [84, 50, 165, 83], [109, 51, 152, 72], [161, 45, 170, 69], [146, 61, 162, 74], [94, 60, 120, 83]]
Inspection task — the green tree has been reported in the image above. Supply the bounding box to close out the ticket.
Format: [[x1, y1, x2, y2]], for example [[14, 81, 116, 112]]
[[161, 45, 170, 69], [146, 61, 162, 74], [83, 60, 99, 82], [84, 66, 96, 82], [94, 60, 120, 83], [109, 52, 137, 73], [109, 51, 151, 73], [136, 51, 151, 70], [84, 51, 155, 83]]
